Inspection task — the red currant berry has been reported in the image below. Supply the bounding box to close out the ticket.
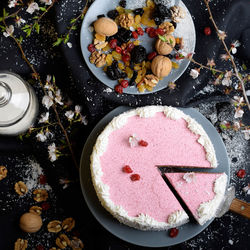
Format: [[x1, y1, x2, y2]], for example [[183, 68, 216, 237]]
[[147, 51, 157, 61], [41, 202, 50, 210], [120, 80, 129, 88], [126, 42, 135, 52], [109, 39, 117, 49], [132, 31, 138, 39], [122, 165, 133, 173], [149, 29, 157, 38], [137, 27, 144, 36], [204, 27, 211, 36], [39, 175, 47, 185], [122, 54, 130, 63], [169, 228, 179, 238], [115, 46, 122, 53], [115, 84, 123, 94], [236, 169, 246, 178], [130, 174, 140, 181], [139, 140, 148, 147], [87, 44, 95, 53], [155, 28, 164, 36]]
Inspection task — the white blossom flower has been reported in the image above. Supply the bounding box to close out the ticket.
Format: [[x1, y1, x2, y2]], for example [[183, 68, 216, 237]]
[[232, 121, 240, 130], [218, 30, 227, 40], [3, 25, 14, 37], [8, 0, 18, 8], [220, 54, 230, 61], [75, 105, 81, 114], [26, 2, 40, 14], [183, 172, 196, 183], [221, 78, 232, 86], [234, 108, 244, 119], [36, 132, 47, 142], [40, 0, 52, 5], [128, 134, 139, 147], [45, 130, 53, 139], [65, 110, 74, 120], [189, 69, 199, 79], [207, 58, 215, 67], [46, 75, 52, 83], [39, 112, 49, 123], [15, 16, 26, 27], [242, 184, 250, 195], [54, 89, 63, 105], [67, 42, 72, 48], [81, 115, 88, 125], [42, 95, 53, 109], [246, 90, 250, 96], [48, 143, 57, 162], [241, 129, 250, 140], [231, 40, 241, 54], [232, 96, 244, 106]]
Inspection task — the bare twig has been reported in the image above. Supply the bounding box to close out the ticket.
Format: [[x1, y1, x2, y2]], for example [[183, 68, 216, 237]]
[[204, 0, 250, 110]]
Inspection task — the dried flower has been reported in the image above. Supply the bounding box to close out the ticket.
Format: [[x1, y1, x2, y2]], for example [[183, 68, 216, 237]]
[[26, 2, 40, 14], [15, 16, 26, 27], [48, 143, 57, 162], [207, 58, 215, 67], [39, 112, 49, 123], [218, 30, 227, 40], [168, 81, 177, 90], [3, 25, 14, 37], [220, 54, 230, 61], [65, 110, 74, 120], [36, 132, 47, 142], [241, 129, 250, 140], [189, 69, 200, 79], [42, 95, 53, 109], [40, 0, 52, 5]]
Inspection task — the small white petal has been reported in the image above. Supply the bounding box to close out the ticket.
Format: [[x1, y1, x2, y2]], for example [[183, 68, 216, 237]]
[[189, 69, 199, 79], [26, 2, 40, 14], [234, 109, 244, 118]]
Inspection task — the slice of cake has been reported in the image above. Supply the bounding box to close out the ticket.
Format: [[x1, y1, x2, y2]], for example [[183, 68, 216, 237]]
[[90, 106, 217, 230], [165, 172, 227, 225]]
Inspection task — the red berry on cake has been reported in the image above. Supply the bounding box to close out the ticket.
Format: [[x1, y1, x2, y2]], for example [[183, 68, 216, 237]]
[[130, 174, 140, 181], [236, 169, 246, 178], [122, 165, 133, 173], [204, 27, 211, 36], [139, 140, 148, 147], [169, 228, 179, 238]]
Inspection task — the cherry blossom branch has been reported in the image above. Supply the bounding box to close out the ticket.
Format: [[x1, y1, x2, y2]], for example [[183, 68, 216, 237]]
[[204, 0, 250, 111], [2, 18, 79, 170]]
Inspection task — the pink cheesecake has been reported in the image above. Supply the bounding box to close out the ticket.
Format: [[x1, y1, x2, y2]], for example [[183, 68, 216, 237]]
[[165, 172, 227, 225], [90, 106, 218, 230]]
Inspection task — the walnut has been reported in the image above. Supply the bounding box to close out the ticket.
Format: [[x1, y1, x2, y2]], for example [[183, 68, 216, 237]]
[[170, 6, 186, 23], [119, 13, 134, 29], [56, 234, 71, 249], [62, 217, 75, 232], [14, 238, 28, 250], [143, 74, 159, 87], [29, 206, 42, 216], [19, 213, 42, 233], [0, 166, 7, 181], [90, 51, 106, 68], [71, 236, 84, 250], [15, 181, 28, 196], [94, 38, 108, 50], [33, 189, 48, 202], [159, 22, 175, 34], [47, 220, 62, 233]]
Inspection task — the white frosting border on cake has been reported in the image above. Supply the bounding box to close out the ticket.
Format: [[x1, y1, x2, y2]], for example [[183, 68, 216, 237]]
[[90, 106, 217, 230], [197, 173, 227, 225]]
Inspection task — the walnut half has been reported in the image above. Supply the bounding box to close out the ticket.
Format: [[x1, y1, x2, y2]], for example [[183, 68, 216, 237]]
[[0, 166, 7, 181], [143, 74, 159, 87], [15, 181, 28, 196], [90, 51, 106, 68], [119, 13, 134, 29], [47, 220, 62, 233], [62, 217, 75, 232], [56, 234, 71, 249], [159, 22, 175, 35], [33, 189, 48, 202], [29, 206, 42, 216], [14, 238, 28, 250]]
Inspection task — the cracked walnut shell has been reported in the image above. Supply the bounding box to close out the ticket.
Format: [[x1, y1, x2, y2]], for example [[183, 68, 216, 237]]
[[56, 234, 71, 249], [47, 220, 62, 233], [90, 51, 106, 68], [33, 189, 48, 202], [0, 166, 7, 180], [29, 206, 42, 216], [62, 217, 75, 232], [14, 238, 28, 250], [119, 13, 134, 29], [15, 181, 28, 196]]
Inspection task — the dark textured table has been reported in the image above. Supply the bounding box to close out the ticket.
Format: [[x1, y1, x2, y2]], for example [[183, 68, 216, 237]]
[[0, 0, 249, 249]]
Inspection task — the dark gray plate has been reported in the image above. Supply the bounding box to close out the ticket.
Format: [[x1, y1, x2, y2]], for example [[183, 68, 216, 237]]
[[80, 0, 196, 94], [79, 106, 230, 247]]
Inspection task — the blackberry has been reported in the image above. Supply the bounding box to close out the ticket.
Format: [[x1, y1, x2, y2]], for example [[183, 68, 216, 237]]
[[130, 45, 147, 64], [129, 71, 138, 86], [133, 8, 144, 16], [115, 27, 132, 43], [119, 0, 126, 8], [174, 44, 181, 51], [107, 9, 119, 20], [97, 14, 105, 19], [171, 21, 177, 29]]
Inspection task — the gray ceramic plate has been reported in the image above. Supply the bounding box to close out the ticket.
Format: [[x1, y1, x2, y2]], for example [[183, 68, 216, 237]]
[[79, 106, 230, 247], [80, 0, 196, 94]]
